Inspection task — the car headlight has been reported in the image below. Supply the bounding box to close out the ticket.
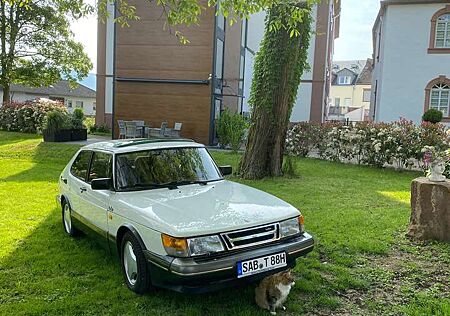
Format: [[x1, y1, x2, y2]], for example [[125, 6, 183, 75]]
[[280, 216, 304, 238], [188, 235, 225, 256], [161, 234, 225, 257]]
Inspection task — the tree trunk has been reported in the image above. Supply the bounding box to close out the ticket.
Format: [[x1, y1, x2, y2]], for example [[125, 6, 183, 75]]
[[2, 83, 9, 103], [239, 4, 312, 179]]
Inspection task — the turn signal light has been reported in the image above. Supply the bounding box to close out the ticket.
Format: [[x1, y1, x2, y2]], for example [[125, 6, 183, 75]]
[[161, 234, 188, 250], [298, 215, 305, 233]]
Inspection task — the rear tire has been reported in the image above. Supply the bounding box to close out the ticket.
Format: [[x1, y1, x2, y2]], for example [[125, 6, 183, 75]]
[[120, 231, 152, 294], [62, 201, 78, 236]]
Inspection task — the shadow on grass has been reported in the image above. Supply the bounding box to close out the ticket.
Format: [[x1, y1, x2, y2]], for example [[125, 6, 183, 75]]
[[0, 209, 260, 315], [1, 142, 80, 183]]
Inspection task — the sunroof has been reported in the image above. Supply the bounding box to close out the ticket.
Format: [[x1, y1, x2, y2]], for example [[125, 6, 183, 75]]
[[113, 138, 195, 148]]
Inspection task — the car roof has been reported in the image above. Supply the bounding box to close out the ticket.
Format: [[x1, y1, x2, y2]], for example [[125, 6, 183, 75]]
[[82, 138, 205, 154]]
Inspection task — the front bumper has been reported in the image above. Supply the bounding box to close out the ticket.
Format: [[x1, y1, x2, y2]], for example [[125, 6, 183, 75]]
[[144, 232, 314, 293]]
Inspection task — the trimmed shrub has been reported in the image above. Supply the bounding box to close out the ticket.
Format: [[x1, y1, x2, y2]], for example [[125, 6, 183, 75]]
[[70, 108, 85, 129], [422, 109, 443, 124]]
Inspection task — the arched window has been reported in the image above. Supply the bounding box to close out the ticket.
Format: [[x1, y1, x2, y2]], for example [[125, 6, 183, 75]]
[[425, 76, 450, 120], [429, 5, 450, 53], [436, 14, 450, 48], [430, 83, 450, 116]]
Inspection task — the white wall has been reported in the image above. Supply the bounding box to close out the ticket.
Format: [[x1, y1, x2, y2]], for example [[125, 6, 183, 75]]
[[372, 3, 450, 123], [104, 0, 115, 115], [62, 96, 97, 116]]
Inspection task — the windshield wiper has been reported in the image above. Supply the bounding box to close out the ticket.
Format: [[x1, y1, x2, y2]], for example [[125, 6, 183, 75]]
[[164, 180, 209, 187], [119, 183, 178, 191]]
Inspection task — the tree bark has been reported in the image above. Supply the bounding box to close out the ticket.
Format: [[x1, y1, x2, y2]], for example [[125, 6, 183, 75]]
[[2, 83, 10, 103], [239, 4, 312, 179]]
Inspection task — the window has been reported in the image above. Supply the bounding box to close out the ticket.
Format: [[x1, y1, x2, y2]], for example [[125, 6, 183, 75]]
[[435, 14, 450, 48], [70, 151, 92, 181], [430, 83, 450, 116], [115, 148, 222, 191], [335, 98, 340, 107], [88, 152, 112, 183], [67, 100, 72, 108], [424, 76, 450, 119], [338, 76, 351, 85], [344, 98, 351, 107], [93, 102, 96, 111], [363, 89, 371, 102], [429, 6, 450, 53], [76, 101, 84, 108]]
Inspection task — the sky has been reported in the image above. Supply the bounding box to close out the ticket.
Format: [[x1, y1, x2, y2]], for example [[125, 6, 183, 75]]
[[71, 0, 382, 87]]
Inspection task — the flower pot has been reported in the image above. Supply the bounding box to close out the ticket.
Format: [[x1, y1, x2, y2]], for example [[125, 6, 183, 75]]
[[43, 129, 72, 142], [71, 129, 87, 141], [428, 160, 447, 182]]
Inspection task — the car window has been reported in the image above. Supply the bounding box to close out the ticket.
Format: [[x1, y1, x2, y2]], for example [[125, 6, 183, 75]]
[[88, 152, 113, 183], [70, 151, 92, 181], [115, 147, 222, 190]]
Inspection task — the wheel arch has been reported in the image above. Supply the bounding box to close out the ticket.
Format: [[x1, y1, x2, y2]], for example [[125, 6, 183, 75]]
[[116, 224, 148, 256]]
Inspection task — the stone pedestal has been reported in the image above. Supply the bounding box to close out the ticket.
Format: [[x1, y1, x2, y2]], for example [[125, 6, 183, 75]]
[[408, 178, 450, 242]]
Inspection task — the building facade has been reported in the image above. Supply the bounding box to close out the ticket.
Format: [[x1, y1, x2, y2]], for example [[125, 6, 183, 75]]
[[328, 59, 372, 122], [0, 80, 97, 115], [96, 0, 340, 144], [370, 0, 450, 124]]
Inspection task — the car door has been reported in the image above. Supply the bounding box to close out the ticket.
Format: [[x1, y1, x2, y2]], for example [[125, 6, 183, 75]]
[[67, 150, 93, 218], [80, 151, 113, 237]]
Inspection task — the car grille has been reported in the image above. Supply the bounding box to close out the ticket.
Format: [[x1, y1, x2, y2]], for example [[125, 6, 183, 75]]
[[221, 223, 280, 250]]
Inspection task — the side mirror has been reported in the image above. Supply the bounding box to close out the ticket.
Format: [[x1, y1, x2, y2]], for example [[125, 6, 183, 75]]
[[91, 178, 112, 190], [219, 165, 232, 176]]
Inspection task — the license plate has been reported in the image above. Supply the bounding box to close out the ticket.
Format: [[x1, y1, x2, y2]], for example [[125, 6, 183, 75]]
[[237, 252, 287, 278]]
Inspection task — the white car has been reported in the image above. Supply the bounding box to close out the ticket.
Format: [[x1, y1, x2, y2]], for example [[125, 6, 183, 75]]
[[57, 139, 314, 294]]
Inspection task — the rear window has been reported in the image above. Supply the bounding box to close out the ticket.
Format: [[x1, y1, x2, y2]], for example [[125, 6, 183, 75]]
[[71, 151, 92, 181]]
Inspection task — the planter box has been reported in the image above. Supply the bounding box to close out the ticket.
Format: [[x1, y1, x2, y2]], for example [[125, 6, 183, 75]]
[[43, 129, 72, 142], [71, 129, 87, 141]]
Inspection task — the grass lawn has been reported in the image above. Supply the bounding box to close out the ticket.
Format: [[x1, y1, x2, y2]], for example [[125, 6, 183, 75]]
[[0, 131, 449, 315]]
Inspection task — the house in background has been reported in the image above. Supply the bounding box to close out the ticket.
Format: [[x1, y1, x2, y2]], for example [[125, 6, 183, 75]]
[[371, 0, 450, 125], [96, 0, 340, 144], [328, 59, 372, 122], [0, 80, 97, 116]]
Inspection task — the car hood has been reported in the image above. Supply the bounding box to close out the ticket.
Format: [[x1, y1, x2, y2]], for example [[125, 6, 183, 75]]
[[114, 180, 300, 237]]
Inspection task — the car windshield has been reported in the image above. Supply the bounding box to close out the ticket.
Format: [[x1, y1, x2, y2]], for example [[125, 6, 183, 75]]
[[115, 147, 223, 191]]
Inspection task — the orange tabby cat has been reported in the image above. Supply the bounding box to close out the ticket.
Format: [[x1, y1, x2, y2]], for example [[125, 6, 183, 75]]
[[255, 270, 296, 315]]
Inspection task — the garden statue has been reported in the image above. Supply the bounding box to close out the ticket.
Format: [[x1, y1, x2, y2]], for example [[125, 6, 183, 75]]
[[422, 146, 449, 182], [428, 160, 447, 182]]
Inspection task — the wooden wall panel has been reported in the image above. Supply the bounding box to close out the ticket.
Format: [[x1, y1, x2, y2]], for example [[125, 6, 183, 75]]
[[114, 82, 212, 144], [115, 0, 215, 80]]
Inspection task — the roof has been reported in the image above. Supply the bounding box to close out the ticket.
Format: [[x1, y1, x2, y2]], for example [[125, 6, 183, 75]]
[[356, 59, 373, 85], [2, 80, 96, 98], [332, 60, 367, 76], [82, 138, 203, 154], [331, 59, 373, 85]]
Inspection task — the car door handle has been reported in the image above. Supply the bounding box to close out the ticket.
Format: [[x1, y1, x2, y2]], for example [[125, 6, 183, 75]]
[[60, 177, 67, 184], [80, 187, 87, 193]]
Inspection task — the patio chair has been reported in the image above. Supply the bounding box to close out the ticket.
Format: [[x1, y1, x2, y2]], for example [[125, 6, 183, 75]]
[[125, 121, 138, 139], [133, 120, 145, 137], [118, 120, 126, 139], [166, 122, 182, 137]]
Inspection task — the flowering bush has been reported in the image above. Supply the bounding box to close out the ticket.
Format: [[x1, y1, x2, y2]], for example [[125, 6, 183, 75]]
[[0, 100, 67, 133], [285, 119, 450, 169]]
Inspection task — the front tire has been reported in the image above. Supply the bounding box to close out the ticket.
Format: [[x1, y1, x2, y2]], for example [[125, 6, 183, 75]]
[[62, 201, 78, 236], [120, 231, 151, 294]]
